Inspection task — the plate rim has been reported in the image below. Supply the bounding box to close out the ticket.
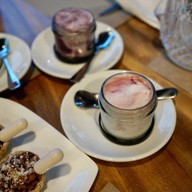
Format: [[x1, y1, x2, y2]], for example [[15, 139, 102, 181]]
[[116, 0, 160, 29], [60, 69, 177, 162]]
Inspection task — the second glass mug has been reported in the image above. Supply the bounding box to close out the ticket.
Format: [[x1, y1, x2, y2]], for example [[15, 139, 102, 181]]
[[155, 0, 192, 71]]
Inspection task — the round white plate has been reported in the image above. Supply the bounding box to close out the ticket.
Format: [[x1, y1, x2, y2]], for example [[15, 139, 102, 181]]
[[116, 0, 160, 29], [31, 21, 124, 79], [0, 33, 31, 92], [60, 70, 176, 162]]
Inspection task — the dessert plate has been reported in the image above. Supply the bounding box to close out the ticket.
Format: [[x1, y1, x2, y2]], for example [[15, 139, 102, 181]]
[[60, 70, 176, 162], [116, 0, 160, 29], [31, 21, 124, 79], [0, 33, 31, 92], [0, 98, 98, 192]]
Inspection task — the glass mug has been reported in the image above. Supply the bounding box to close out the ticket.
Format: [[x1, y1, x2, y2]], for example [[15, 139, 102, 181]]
[[98, 72, 157, 145], [155, 0, 192, 71], [52, 7, 96, 63]]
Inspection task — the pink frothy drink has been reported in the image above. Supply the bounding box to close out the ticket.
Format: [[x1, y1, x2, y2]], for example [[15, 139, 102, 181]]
[[99, 72, 157, 145], [103, 74, 153, 109], [52, 8, 96, 63]]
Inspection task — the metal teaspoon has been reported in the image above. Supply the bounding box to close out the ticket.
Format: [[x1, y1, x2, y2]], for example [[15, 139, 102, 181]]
[[74, 88, 178, 109], [70, 31, 115, 83], [0, 38, 21, 90]]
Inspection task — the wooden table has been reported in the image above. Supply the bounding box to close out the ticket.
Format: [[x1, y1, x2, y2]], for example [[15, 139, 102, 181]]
[[0, 2, 192, 192]]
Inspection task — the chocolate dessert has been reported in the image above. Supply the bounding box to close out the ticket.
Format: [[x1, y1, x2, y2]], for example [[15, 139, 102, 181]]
[[0, 151, 45, 192]]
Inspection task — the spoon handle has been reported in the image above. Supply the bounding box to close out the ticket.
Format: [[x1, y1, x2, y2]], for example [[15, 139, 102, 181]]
[[70, 52, 96, 83], [156, 87, 178, 100], [3, 57, 21, 90]]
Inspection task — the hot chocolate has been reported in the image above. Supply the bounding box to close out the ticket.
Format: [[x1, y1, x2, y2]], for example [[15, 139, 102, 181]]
[[54, 8, 94, 32], [99, 72, 157, 144], [103, 73, 153, 109]]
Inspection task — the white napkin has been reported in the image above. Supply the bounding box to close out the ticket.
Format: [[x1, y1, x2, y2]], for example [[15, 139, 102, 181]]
[[116, 0, 161, 29]]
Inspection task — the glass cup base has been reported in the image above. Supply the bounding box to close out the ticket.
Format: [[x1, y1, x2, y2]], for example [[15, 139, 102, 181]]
[[53, 45, 92, 64], [98, 114, 154, 145]]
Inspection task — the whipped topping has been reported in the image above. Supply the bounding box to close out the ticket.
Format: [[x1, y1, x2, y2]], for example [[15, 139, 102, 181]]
[[103, 74, 153, 109], [54, 8, 94, 32]]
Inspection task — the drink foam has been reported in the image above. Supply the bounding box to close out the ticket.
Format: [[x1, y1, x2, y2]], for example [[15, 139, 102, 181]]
[[103, 74, 153, 109], [54, 8, 94, 32]]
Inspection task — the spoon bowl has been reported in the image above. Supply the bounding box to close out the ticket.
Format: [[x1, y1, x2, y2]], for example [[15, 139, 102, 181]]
[[0, 38, 20, 90], [70, 31, 115, 83], [74, 88, 178, 109]]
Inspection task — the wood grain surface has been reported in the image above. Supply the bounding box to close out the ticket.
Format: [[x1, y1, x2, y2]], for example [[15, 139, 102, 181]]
[[0, 1, 192, 191]]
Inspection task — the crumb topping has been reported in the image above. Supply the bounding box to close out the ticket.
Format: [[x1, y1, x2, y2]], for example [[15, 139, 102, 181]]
[[0, 151, 42, 192]]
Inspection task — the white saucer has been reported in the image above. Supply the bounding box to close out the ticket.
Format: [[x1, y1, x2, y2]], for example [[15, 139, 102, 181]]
[[0, 33, 31, 92], [116, 0, 160, 29], [60, 70, 176, 162], [31, 21, 124, 79]]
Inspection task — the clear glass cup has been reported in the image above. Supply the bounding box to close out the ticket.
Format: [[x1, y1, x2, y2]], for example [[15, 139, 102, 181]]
[[98, 72, 158, 145], [155, 0, 192, 71], [52, 7, 96, 63]]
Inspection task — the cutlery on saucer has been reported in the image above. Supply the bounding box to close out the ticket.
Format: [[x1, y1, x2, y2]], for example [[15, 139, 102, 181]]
[[0, 38, 21, 90], [74, 88, 178, 109], [70, 31, 115, 83]]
